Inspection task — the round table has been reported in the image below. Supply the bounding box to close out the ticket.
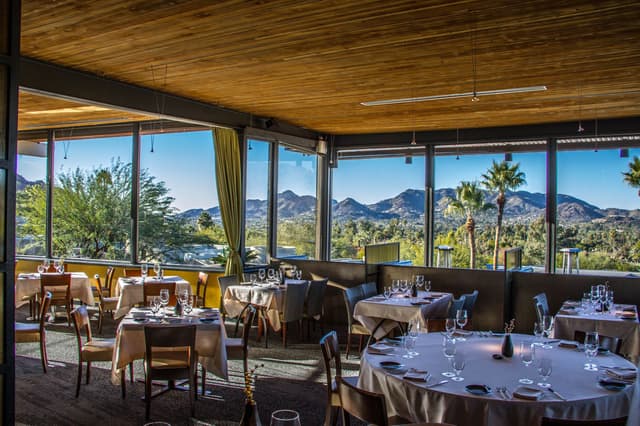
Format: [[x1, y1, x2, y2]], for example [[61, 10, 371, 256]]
[[359, 333, 634, 426]]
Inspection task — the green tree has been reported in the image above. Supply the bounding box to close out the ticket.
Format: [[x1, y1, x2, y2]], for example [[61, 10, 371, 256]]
[[622, 156, 640, 197], [482, 160, 526, 270], [445, 181, 494, 269], [197, 211, 214, 230]]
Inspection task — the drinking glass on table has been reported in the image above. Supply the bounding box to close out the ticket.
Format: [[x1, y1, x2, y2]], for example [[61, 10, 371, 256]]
[[391, 280, 400, 294], [442, 337, 457, 377], [537, 357, 552, 388], [270, 409, 301, 426], [183, 294, 194, 319], [295, 269, 302, 280], [584, 331, 599, 371], [383, 286, 391, 299], [456, 309, 468, 341], [425, 280, 432, 293], [445, 318, 456, 339], [140, 263, 148, 280], [150, 296, 161, 317], [415, 275, 424, 291], [159, 289, 170, 316], [533, 322, 544, 346], [541, 315, 554, 348], [153, 262, 161, 277], [43, 258, 51, 270], [37, 263, 45, 274], [451, 353, 466, 382], [519, 340, 535, 384], [400, 280, 408, 294]]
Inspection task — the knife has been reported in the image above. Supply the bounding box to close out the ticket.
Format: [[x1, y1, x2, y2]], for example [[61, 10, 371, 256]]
[[548, 387, 566, 401], [425, 380, 448, 388]]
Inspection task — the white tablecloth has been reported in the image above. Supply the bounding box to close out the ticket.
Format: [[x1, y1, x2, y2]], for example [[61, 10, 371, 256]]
[[354, 291, 452, 339], [15, 272, 94, 306], [113, 276, 191, 319], [111, 307, 228, 384], [554, 303, 639, 361], [359, 333, 635, 426]]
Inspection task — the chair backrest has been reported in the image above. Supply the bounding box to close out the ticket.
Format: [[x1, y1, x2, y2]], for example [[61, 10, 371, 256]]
[[71, 305, 93, 346], [573, 330, 623, 355], [196, 272, 210, 306], [282, 282, 309, 323], [342, 285, 365, 327], [144, 325, 197, 370], [337, 376, 389, 426], [320, 331, 342, 400], [93, 274, 106, 304], [143, 282, 177, 306], [447, 296, 466, 318], [305, 278, 328, 318], [123, 268, 141, 277], [40, 273, 72, 301], [38, 292, 53, 334], [104, 266, 115, 295], [533, 292, 549, 322], [361, 281, 378, 299], [541, 416, 627, 426], [218, 275, 239, 314], [461, 290, 479, 318], [240, 305, 257, 373]]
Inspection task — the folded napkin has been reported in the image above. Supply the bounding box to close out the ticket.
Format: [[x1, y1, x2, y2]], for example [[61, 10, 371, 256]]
[[558, 340, 579, 349], [564, 300, 581, 307], [558, 309, 578, 315], [410, 300, 431, 305], [606, 367, 637, 381], [513, 386, 542, 400], [368, 343, 395, 355], [403, 368, 429, 382]]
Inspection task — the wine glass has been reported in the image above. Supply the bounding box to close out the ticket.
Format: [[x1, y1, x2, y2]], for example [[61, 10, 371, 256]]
[[391, 280, 400, 294], [533, 322, 544, 346], [537, 357, 552, 388], [150, 296, 160, 317], [295, 269, 302, 280], [267, 268, 275, 281], [584, 331, 599, 371], [43, 258, 51, 270], [140, 263, 148, 280], [519, 340, 535, 384], [415, 275, 424, 291], [53, 258, 61, 270], [183, 294, 194, 319], [153, 262, 161, 277], [56, 263, 65, 274], [456, 309, 468, 341], [445, 318, 456, 339], [400, 280, 408, 294], [270, 409, 301, 426], [250, 273, 257, 285], [402, 334, 418, 359], [37, 264, 45, 274], [451, 353, 465, 382], [424, 280, 432, 293], [383, 286, 391, 299], [159, 289, 170, 316], [258, 269, 266, 282], [442, 337, 457, 377], [541, 315, 554, 348]]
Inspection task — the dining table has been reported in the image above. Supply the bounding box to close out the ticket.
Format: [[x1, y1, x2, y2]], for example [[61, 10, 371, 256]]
[[113, 275, 192, 319], [359, 332, 636, 426], [553, 301, 640, 362], [223, 279, 308, 332], [15, 271, 94, 306], [353, 291, 452, 339], [111, 306, 228, 385]]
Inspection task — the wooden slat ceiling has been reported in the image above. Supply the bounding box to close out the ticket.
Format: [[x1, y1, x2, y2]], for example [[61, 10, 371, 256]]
[[19, 0, 640, 135]]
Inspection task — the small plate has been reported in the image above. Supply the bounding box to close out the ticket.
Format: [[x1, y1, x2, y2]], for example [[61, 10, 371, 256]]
[[465, 384, 491, 395], [133, 318, 148, 323], [598, 347, 610, 355], [379, 360, 404, 371], [199, 317, 216, 323], [599, 380, 627, 391]]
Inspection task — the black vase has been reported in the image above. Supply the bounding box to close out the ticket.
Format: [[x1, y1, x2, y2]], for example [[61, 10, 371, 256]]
[[240, 401, 262, 426], [501, 334, 514, 358]]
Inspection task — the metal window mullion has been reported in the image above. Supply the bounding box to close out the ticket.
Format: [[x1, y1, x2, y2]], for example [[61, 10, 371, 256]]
[[316, 152, 329, 260], [425, 145, 435, 266], [545, 138, 557, 273], [267, 142, 278, 261], [46, 129, 54, 257], [131, 123, 140, 263]]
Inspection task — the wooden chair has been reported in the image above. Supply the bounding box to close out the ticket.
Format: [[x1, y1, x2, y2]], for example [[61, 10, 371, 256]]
[[541, 417, 627, 426], [280, 281, 309, 347], [103, 266, 115, 296], [16, 292, 52, 373], [195, 272, 210, 307], [71, 305, 126, 398], [123, 267, 141, 277], [93, 274, 119, 334], [217, 274, 239, 320], [40, 272, 73, 326], [573, 330, 623, 355], [320, 331, 358, 426], [341, 285, 370, 358], [202, 305, 257, 395], [142, 281, 177, 307], [303, 278, 328, 339], [144, 325, 197, 420]]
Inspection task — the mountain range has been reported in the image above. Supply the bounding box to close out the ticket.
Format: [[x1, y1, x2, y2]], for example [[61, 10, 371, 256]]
[[182, 188, 640, 225]]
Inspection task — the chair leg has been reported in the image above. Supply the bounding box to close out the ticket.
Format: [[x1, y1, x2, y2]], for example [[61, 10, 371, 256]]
[[145, 372, 152, 420], [75, 361, 83, 398], [282, 322, 288, 348], [325, 405, 340, 426], [39, 333, 48, 374], [120, 369, 126, 399], [358, 335, 364, 354], [86, 361, 91, 384], [98, 306, 104, 335], [129, 362, 134, 383], [201, 365, 207, 395], [346, 332, 352, 359]]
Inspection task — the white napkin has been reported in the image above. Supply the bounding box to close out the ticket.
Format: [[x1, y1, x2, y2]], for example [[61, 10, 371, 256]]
[[403, 369, 429, 382], [368, 343, 394, 355], [606, 367, 637, 381], [513, 386, 542, 400]]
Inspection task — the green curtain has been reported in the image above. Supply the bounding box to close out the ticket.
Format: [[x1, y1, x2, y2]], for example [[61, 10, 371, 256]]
[[213, 128, 244, 279]]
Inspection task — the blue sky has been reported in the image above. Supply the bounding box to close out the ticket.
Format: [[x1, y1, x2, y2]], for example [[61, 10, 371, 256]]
[[17, 133, 640, 211]]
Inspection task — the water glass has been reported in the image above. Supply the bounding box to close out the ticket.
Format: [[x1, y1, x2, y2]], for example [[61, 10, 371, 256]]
[[442, 337, 457, 377], [141, 263, 148, 279], [403, 335, 418, 358], [270, 409, 301, 426], [159, 289, 170, 315], [451, 353, 465, 382], [391, 279, 400, 293], [533, 322, 544, 346], [584, 331, 599, 371], [541, 315, 554, 348], [415, 275, 424, 291], [537, 357, 552, 387], [150, 296, 161, 316], [43, 258, 51, 270], [425, 280, 432, 292], [456, 309, 468, 341], [295, 269, 302, 280], [267, 268, 275, 280], [37, 264, 45, 274], [153, 262, 161, 277], [519, 341, 535, 384], [383, 287, 391, 299], [445, 318, 456, 339]]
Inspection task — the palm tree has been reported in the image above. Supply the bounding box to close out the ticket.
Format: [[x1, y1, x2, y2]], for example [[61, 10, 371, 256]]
[[482, 160, 527, 270], [623, 156, 640, 197], [444, 181, 494, 269]]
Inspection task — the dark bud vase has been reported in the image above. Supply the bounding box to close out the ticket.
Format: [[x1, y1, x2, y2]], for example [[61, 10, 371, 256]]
[[174, 300, 182, 316], [411, 284, 418, 297], [501, 334, 514, 358], [240, 401, 262, 426]]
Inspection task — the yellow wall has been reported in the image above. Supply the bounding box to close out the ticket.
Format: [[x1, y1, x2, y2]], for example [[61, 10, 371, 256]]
[[16, 260, 224, 308]]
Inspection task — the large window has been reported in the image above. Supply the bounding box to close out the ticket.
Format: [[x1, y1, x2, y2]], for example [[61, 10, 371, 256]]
[[435, 151, 546, 270], [245, 139, 270, 264], [276, 146, 317, 259], [16, 142, 47, 256], [557, 145, 640, 274], [331, 155, 426, 265], [50, 134, 132, 260], [139, 130, 221, 266]]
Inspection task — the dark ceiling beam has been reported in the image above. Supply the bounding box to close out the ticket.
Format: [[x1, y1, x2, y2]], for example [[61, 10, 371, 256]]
[[333, 117, 640, 148], [19, 56, 319, 142]]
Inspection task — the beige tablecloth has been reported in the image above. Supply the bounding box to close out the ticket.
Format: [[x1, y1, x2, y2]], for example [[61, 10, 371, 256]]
[[554, 303, 640, 362], [114, 276, 191, 319], [354, 291, 452, 339], [111, 307, 228, 384], [359, 332, 635, 426], [15, 272, 94, 306]]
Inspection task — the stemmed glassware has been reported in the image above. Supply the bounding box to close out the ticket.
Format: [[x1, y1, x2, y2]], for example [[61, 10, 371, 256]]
[[424, 280, 432, 293], [295, 269, 302, 280], [403, 318, 420, 358], [391, 280, 400, 294], [519, 341, 535, 384], [43, 258, 51, 271], [383, 287, 392, 299], [541, 315, 554, 348], [445, 318, 456, 339], [258, 269, 266, 282], [537, 357, 552, 388], [54, 258, 64, 273], [159, 288, 170, 316], [451, 353, 466, 382], [442, 337, 457, 377], [270, 409, 301, 426], [267, 268, 275, 281], [415, 275, 424, 292], [153, 262, 161, 278], [584, 331, 599, 371], [141, 263, 148, 280], [150, 296, 161, 317], [37, 263, 45, 274], [456, 309, 468, 341], [533, 322, 544, 346]]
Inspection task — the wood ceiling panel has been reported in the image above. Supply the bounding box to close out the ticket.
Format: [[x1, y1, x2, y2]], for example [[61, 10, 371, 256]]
[[19, 0, 640, 134]]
